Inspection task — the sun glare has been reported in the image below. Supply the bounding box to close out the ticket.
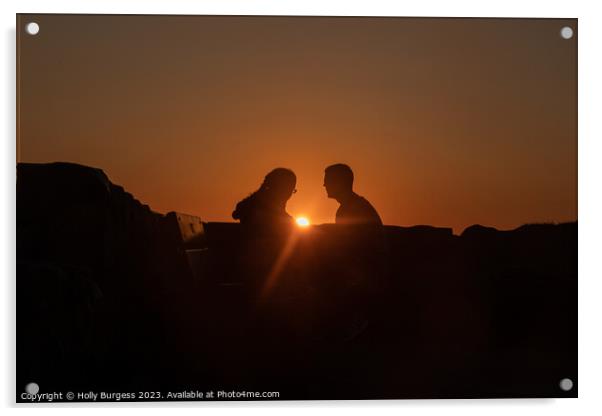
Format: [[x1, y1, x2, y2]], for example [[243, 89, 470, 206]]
[[296, 217, 310, 227]]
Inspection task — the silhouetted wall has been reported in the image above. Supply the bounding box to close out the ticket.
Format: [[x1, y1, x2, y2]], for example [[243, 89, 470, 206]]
[[16, 162, 577, 400]]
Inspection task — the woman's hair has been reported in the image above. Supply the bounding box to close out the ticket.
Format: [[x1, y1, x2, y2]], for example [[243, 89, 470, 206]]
[[232, 168, 296, 222], [259, 168, 296, 193]]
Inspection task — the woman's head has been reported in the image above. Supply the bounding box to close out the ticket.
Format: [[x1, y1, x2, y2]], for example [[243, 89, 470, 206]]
[[261, 168, 297, 203]]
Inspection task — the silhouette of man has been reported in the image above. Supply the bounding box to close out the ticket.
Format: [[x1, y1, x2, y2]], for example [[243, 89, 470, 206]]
[[321, 164, 386, 342], [324, 164, 383, 226]]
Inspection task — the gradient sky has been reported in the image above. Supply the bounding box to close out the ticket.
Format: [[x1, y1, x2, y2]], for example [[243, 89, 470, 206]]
[[17, 15, 577, 233]]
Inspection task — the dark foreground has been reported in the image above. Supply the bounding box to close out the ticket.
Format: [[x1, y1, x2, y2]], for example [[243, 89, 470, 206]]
[[16, 162, 577, 401]]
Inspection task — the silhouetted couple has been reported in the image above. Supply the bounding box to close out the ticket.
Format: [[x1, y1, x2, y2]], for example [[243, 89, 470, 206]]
[[232, 164, 382, 227]]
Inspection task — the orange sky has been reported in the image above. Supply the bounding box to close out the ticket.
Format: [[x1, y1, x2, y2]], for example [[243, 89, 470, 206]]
[[17, 15, 577, 233]]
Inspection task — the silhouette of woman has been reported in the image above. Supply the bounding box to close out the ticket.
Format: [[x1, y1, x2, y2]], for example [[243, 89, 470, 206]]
[[232, 168, 297, 228]]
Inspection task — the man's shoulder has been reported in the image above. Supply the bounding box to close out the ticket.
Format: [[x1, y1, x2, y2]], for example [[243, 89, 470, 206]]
[[343, 193, 383, 224], [352, 194, 377, 210]]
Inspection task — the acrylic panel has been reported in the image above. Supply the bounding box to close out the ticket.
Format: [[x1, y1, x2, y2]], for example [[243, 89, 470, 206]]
[[16, 14, 577, 402]]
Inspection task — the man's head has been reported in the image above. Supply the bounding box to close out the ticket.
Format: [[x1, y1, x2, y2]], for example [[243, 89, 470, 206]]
[[324, 163, 354, 200]]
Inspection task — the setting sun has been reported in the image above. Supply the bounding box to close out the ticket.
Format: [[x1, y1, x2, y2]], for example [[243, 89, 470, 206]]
[[295, 217, 310, 227]]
